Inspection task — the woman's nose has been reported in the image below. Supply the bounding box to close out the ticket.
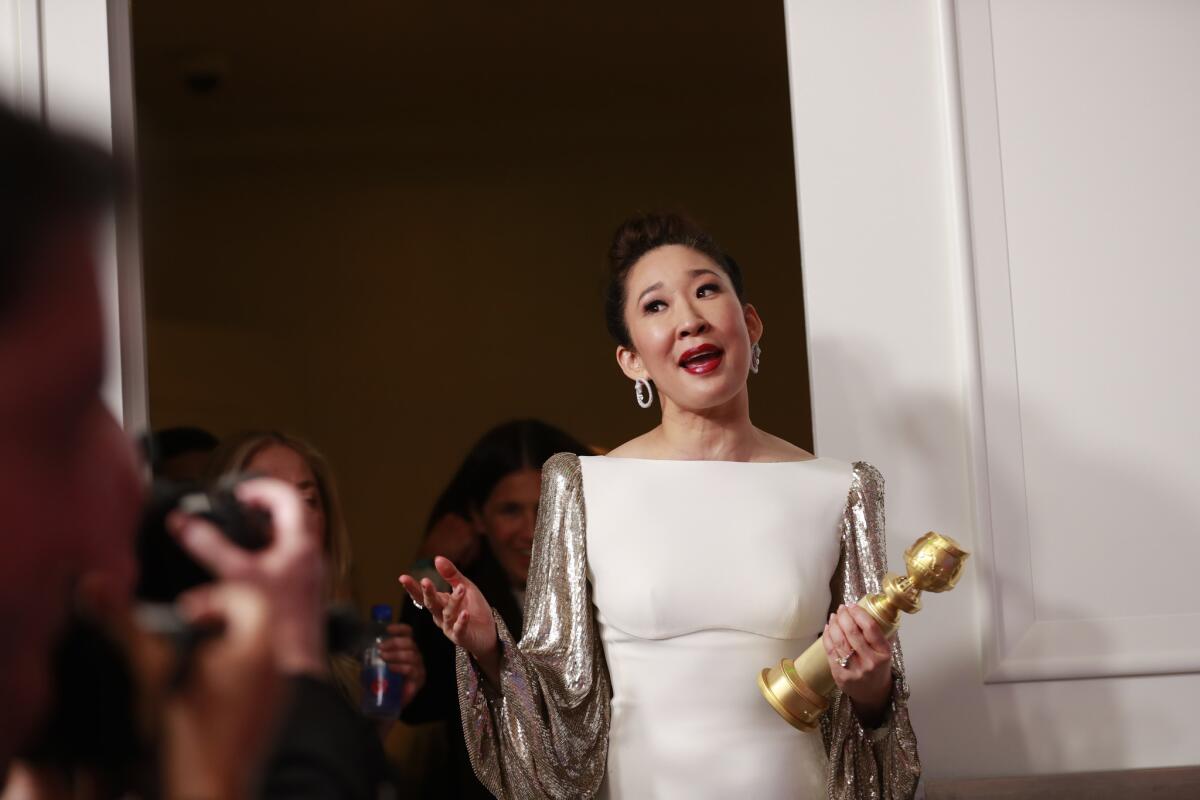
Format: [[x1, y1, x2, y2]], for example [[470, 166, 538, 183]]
[[677, 315, 710, 339]]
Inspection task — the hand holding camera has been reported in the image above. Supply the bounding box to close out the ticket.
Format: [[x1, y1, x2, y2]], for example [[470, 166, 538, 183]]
[[159, 582, 281, 799], [167, 476, 327, 679]]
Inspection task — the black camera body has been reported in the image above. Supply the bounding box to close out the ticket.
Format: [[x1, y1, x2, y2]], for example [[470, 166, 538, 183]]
[[135, 478, 365, 657], [135, 478, 270, 603]]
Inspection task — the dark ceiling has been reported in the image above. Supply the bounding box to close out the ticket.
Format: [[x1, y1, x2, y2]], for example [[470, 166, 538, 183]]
[[132, 1, 794, 154]]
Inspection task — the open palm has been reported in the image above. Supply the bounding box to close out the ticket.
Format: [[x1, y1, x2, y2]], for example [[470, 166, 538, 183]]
[[399, 556, 497, 661]]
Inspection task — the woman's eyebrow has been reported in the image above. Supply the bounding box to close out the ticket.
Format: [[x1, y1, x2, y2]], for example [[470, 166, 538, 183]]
[[636, 281, 663, 303]]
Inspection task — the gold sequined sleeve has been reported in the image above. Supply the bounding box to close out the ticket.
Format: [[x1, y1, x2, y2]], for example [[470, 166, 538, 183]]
[[455, 452, 610, 800], [821, 462, 922, 800]]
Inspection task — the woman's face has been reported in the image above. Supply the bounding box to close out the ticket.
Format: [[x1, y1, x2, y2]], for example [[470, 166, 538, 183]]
[[245, 444, 327, 545], [474, 468, 541, 588], [619, 244, 762, 412]]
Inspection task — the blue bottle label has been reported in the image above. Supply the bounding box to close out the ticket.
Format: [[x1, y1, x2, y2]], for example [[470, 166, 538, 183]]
[[361, 645, 404, 718]]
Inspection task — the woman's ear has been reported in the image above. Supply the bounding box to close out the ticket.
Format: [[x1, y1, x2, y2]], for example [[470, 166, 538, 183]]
[[615, 345, 646, 382], [744, 303, 764, 345]]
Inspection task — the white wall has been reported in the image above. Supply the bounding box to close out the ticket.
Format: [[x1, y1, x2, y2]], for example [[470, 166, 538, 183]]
[[787, 0, 1200, 784], [0, 0, 145, 431], [0, 0, 40, 115]]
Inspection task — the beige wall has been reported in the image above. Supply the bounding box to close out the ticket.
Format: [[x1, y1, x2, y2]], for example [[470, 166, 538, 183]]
[[138, 102, 811, 611]]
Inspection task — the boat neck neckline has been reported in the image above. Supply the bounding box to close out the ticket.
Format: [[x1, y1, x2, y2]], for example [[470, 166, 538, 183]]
[[584, 454, 825, 465]]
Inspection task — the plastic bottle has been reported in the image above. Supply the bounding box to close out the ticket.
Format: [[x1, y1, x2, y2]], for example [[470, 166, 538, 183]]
[[360, 603, 404, 718]]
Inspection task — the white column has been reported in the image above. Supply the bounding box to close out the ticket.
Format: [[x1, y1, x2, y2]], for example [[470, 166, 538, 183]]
[[1, 0, 146, 433]]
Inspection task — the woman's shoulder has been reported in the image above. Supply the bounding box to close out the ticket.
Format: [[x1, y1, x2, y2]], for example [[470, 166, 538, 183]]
[[849, 460, 884, 495], [601, 430, 658, 459], [754, 430, 816, 462], [542, 451, 583, 475], [755, 431, 883, 481]]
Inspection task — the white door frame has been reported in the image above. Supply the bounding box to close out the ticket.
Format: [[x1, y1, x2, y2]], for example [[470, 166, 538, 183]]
[[1, 0, 148, 433]]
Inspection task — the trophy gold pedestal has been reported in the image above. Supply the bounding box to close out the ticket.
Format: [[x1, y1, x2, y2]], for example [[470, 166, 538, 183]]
[[758, 531, 968, 731]]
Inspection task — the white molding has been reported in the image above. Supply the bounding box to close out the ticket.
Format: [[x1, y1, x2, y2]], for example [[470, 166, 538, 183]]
[[16, 0, 42, 113], [18, 1, 148, 433], [0, 2, 17, 103], [954, 0, 1200, 682], [0, 0, 44, 113], [780, 0, 820, 452], [955, 0, 1036, 683], [937, 0, 1003, 684], [106, 0, 148, 435]]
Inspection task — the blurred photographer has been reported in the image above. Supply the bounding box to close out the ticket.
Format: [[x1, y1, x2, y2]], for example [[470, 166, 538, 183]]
[[0, 102, 150, 782], [0, 105, 364, 799]]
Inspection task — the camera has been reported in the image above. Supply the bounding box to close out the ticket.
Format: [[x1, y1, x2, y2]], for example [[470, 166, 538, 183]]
[[135, 478, 270, 603], [135, 477, 365, 657]]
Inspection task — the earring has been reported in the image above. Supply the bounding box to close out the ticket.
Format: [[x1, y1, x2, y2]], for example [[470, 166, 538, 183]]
[[750, 342, 762, 375], [634, 378, 654, 409]]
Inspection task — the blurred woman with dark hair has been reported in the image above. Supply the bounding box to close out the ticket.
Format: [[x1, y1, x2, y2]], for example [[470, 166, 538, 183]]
[[395, 419, 592, 799]]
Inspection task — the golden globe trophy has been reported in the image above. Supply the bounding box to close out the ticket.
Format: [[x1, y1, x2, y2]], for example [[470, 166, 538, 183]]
[[758, 531, 968, 731]]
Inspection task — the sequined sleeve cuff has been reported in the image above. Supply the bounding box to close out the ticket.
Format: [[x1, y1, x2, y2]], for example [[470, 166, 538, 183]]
[[826, 672, 919, 798], [848, 690, 896, 744], [457, 608, 512, 705]]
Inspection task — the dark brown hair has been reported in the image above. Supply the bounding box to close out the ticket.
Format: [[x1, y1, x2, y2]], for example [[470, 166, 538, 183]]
[[604, 212, 745, 348], [424, 419, 592, 532]]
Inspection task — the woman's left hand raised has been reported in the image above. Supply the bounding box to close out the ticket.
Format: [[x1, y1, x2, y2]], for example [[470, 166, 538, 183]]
[[822, 603, 893, 725]]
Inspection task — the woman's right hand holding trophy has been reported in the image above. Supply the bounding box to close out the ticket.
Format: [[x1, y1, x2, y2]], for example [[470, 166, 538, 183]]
[[760, 531, 969, 732], [822, 603, 895, 726]]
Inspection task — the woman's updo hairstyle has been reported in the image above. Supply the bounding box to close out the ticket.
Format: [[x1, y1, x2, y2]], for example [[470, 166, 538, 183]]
[[604, 211, 745, 348]]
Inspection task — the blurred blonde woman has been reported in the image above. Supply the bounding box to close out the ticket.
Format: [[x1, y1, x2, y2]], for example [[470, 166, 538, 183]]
[[208, 431, 354, 603], [208, 431, 425, 709]]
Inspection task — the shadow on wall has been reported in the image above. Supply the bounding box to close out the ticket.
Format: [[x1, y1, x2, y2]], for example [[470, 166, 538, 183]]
[[805, 335, 1200, 780]]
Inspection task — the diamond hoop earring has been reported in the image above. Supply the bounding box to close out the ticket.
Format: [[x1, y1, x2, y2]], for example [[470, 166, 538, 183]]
[[634, 378, 654, 409], [750, 342, 762, 375]]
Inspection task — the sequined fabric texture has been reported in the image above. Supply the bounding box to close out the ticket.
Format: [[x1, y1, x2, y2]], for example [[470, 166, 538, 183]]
[[456, 455, 920, 799], [820, 462, 922, 800]]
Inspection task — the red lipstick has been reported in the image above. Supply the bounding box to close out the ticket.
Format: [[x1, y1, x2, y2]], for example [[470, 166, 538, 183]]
[[678, 343, 724, 375]]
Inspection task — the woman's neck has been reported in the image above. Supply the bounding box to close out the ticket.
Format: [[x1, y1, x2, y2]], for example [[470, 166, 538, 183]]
[[654, 388, 762, 461]]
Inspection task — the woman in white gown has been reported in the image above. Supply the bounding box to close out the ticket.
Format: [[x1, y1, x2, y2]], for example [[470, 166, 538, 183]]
[[401, 213, 921, 799]]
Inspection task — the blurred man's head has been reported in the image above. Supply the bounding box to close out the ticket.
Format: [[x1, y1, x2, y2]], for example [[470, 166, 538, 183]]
[[0, 106, 142, 768]]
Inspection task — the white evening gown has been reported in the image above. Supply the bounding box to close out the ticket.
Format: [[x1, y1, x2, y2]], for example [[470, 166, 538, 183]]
[[455, 453, 921, 800], [581, 456, 852, 800]]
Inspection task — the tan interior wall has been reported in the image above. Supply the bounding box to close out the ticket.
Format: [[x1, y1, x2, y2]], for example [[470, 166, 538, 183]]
[[141, 138, 811, 609]]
